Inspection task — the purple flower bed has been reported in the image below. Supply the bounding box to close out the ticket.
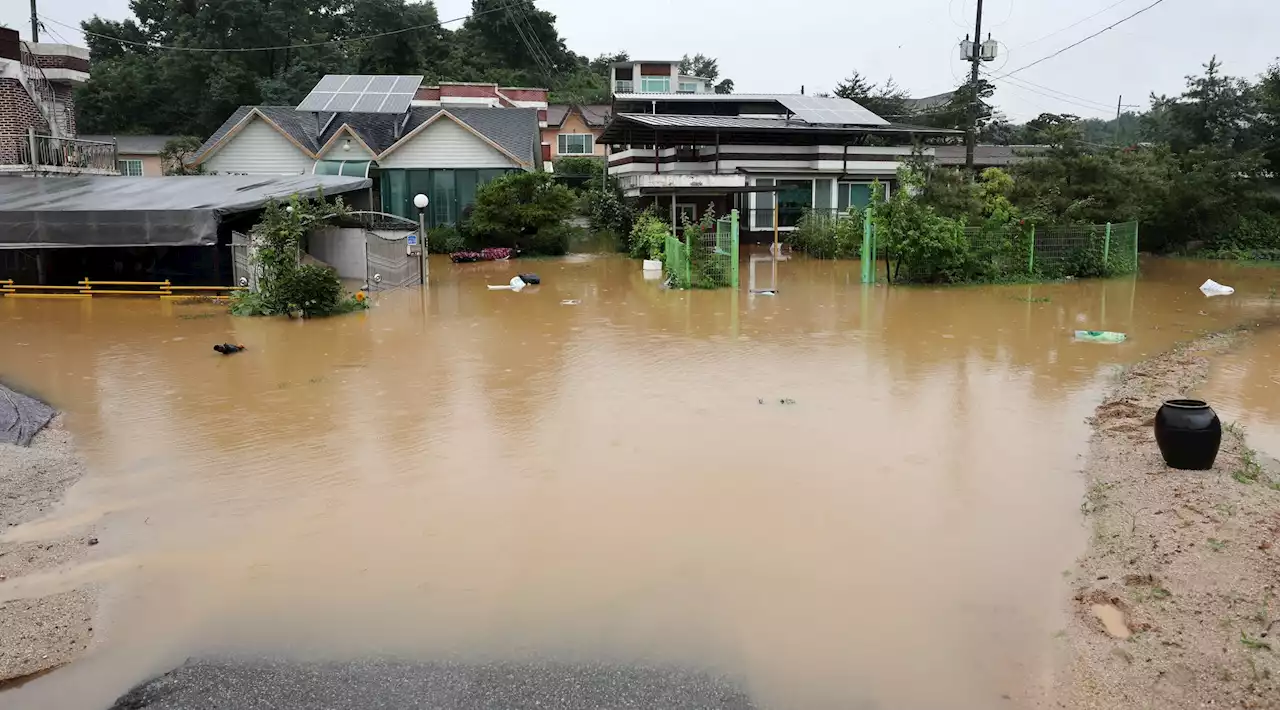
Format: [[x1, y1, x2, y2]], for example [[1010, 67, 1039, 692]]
[[450, 247, 513, 263]]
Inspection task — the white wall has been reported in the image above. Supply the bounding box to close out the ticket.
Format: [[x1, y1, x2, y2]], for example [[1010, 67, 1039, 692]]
[[378, 118, 520, 169], [307, 227, 366, 280], [318, 128, 375, 160], [205, 117, 314, 175]]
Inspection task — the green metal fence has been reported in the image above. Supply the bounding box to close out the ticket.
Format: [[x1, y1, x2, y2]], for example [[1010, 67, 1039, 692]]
[[664, 210, 740, 289], [861, 220, 1140, 283]]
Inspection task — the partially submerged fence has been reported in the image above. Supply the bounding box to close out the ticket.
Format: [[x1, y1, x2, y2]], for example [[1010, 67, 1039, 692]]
[[664, 210, 740, 289], [0, 279, 244, 299], [861, 220, 1140, 284]]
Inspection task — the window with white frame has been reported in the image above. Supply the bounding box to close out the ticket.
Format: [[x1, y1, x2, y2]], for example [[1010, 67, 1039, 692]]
[[678, 81, 699, 93], [640, 76, 671, 92], [117, 159, 144, 177], [557, 133, 594, 155]]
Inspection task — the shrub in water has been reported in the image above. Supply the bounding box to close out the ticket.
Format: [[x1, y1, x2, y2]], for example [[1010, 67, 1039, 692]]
[[628, 210, 669, 260]]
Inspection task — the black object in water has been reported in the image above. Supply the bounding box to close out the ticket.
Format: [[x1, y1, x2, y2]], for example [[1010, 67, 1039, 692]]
[[1154, 399, 1221, 470], [213, 344, 246, 355], [518, 273, 541, 285]]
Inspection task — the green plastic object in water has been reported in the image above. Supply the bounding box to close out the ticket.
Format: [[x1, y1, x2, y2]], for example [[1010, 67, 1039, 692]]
[[1074, 330, 1127, 343]]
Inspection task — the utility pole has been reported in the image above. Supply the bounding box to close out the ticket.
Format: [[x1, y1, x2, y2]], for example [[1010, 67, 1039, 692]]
[[30, 0, 40, 41], [1114, 95, 1123, 145], [965, 0, 985, 170]]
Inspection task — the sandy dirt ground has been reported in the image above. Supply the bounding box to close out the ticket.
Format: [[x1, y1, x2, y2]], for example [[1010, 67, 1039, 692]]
[[0, 417, 96, 684], [1048, 324, 1280, 709]]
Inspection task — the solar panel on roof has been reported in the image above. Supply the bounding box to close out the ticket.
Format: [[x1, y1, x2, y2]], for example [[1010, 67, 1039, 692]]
[[777, 95, 888, 126], [297, 74, 424, 114]]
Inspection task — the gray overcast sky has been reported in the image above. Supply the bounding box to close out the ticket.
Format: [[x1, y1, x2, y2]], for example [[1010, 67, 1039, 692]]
[[8, 0, 1279, 121]]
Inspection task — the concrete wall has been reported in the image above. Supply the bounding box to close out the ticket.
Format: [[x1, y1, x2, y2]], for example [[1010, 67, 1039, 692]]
[[307, 227, 366, 280]]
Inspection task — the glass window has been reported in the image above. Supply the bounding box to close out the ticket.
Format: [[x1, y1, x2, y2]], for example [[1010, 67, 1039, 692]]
[[381, 169, 409, 217], [640, 76, 670, 92], [776, 179, 812, 228], [456, 170, 479, 217], [814, 179, 833, 211], [676, 203, 697, 225], [478, 168, 511, 185], [117, 159, 144, 177], [840, 183, 874, 212], [557, 134, 594, 155], [678, 81, 699, 93], [752, 178, 774, 231], [430, 169, 457, 226]]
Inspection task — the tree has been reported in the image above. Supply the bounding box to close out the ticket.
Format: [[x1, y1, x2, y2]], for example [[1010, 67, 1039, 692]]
[[833, 71, 912, 118], [158, 136, 205, 175], [679, 53, 733, 94]]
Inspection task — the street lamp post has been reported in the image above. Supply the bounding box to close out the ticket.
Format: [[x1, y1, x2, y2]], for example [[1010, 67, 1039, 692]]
[[413, 193, 429, 284]]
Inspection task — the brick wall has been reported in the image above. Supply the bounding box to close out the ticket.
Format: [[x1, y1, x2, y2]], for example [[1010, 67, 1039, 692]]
[[34, 53, 91, 74], [0, 78, 51, 164], [52, 83, 76, 135]]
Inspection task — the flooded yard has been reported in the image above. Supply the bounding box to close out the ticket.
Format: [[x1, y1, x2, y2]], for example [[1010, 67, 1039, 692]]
[[2, 255, 1279, 710]]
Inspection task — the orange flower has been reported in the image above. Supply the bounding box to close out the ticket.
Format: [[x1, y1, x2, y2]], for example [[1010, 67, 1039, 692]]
[[355, 291, 366, 303]]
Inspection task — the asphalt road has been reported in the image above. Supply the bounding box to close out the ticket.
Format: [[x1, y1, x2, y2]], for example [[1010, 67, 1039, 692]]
[[106, 658, 760, 710]]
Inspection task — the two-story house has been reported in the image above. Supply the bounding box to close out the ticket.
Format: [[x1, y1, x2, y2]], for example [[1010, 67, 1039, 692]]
[[608, 60, 714, 95], [596, 62, 961, 243], [0, 27, 116, 175]]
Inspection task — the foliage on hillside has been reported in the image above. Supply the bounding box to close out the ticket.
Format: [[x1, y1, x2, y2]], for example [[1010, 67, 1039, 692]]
[[75, 0, 732, 137]]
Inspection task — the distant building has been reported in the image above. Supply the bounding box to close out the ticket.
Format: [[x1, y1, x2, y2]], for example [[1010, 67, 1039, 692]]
[[0, 27, 116, 175], [932, 144, 1049, 167], [609, 60, 714, 95], [81, 135, 182, 176], [542, 104, 610, 168], [902, 91, 955, 114]]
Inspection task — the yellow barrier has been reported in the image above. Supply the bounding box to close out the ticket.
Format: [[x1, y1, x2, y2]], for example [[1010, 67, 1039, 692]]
[[0, 279, 246, 299]]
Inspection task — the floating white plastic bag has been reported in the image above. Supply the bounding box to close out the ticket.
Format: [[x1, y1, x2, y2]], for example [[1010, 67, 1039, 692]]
[[486, 276, 527, 291], [1199, 279, 1234, 297]]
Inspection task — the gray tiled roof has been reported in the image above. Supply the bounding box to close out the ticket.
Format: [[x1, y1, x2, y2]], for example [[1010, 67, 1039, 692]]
[[194, 106, 538, 166], [546, 104, 611, 128]]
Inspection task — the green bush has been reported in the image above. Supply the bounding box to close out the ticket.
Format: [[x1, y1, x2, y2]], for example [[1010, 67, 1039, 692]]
[[554, 156, 604, 179], [586, 188, 634, 240], [628, 210, 669, 260], [467, 171, 576, 255], [279, 264, 343, 317], [527, 223, 575, 256], [427, 225, 467, 254], [790, 209, 864, 259]]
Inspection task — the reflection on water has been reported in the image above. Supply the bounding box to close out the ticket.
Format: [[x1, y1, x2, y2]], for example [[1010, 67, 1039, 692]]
[[2, 255, 1279, 710], [1200, 323, 1280, 459]]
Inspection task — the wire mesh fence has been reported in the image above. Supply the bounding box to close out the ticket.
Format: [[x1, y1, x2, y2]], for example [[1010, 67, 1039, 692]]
[[664, 210, 740, 289], [863, 220, 1140, 283]]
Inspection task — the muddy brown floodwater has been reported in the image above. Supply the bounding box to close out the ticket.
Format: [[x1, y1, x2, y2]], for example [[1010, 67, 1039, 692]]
[[2, 255, 1279, 710]]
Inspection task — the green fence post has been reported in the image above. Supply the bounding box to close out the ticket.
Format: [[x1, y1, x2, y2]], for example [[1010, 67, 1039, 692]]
[[1104, 222, 1112, 265], [1134, 222, 1140, 272], [730, 209, 740, 288], [860, 213, 870, 284], [1027, 224, 1036, 275]]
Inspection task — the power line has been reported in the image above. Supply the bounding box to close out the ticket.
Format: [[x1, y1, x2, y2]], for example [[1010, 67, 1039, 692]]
[[36, 5, 507, 53], [992, 0, 1170, 79], [1014, 0, 1138, 50], [986, 71, 1118, 113]]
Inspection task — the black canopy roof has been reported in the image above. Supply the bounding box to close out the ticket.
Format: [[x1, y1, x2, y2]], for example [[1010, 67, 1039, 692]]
[[0, 175, 371, 249]]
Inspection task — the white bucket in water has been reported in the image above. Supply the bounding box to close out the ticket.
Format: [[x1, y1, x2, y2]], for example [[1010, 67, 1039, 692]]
[[642, 259, 662, 271]]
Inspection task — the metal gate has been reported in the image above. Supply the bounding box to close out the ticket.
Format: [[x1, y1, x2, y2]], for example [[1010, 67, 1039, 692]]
[[231, 231, 259, 291], [352, 212, 421, 291]]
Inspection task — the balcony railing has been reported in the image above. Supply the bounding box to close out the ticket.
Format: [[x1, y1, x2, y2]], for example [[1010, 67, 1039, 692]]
[[0, 131, 119, 175], [613, 79, 634, 93]]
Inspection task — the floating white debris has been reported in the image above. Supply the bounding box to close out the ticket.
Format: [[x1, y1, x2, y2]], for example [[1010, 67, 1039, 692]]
[[1199, 279, 1234, 297]]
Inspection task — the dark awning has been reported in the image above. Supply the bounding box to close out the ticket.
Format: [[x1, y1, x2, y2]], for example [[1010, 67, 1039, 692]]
[[0, 175, 372, 249]]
